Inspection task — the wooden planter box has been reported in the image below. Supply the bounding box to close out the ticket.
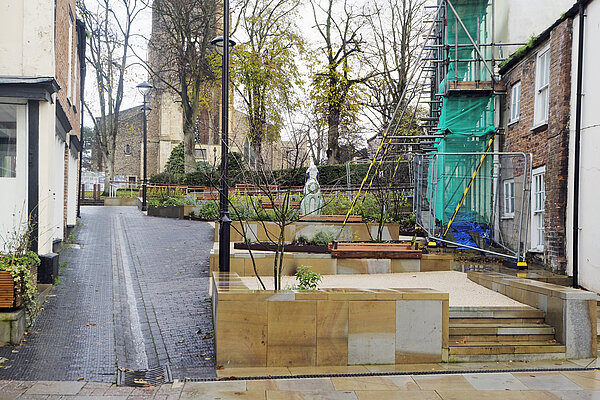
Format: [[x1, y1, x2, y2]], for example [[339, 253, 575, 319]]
[[299, 214, 362, 222], [330, 242, 422, 259], [233, 242, 330, 254], [0, 271, 22, 309]]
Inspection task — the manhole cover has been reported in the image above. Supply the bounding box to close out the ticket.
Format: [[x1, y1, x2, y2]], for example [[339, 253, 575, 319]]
[[117, 365, 172, 386]]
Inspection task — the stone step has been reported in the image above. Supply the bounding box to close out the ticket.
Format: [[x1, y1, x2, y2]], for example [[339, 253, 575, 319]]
[[449, 324, 555, 336], [450, 334, 556, 343], [448, 343, 566, 355], [449, 309, 545, 319], [450, 317, 545, 325]]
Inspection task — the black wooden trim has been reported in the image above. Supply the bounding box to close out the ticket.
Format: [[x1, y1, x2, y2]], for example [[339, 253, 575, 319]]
[[0, 77, 59, 103], [28, 100, 39, 253], [55, 99, 72, 142], [69, 134, 82, 152]]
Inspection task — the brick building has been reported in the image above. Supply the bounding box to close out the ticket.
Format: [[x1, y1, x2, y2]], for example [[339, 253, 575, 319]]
[[91, 106, 144, 185], [499, 12, 574, 272], [0, 0, 84, 255]]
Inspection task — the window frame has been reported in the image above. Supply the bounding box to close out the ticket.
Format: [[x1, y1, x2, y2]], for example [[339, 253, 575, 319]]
[[533, 46, 550, 127], [509, 82, 521, 124], [67, 9, 74, 102], [530, 166, 546, 252], [503, 179, 515, 218]]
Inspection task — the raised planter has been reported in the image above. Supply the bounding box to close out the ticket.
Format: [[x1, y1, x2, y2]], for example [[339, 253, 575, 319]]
[[213, 272, 448, 368], [331, 242, 422, 259], [0, 271, 22, 309], [233, 242, 330, 254], [147, 205, 184, 219]]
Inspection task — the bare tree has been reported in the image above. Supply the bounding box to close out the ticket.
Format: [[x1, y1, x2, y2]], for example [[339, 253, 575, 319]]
[[79, 0, 146, 193], [363, 0, 427, 132], [142, 0, 218, 173], [310, 0, 371, 165]]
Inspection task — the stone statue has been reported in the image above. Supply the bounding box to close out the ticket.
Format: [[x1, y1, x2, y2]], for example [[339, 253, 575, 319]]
[[300, 163, 324, 215]]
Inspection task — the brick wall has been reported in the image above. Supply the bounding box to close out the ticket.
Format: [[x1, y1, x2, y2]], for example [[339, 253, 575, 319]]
[[501, 18, 573, 273]]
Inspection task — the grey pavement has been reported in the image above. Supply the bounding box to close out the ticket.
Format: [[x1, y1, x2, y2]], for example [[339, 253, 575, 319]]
[[0, 206, 216, 382]]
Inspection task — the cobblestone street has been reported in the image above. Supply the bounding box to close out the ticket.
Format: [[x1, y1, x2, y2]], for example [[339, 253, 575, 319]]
[[0, 206, 216, 382]]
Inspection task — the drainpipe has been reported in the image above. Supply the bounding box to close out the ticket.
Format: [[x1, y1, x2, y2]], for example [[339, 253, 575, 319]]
[[573, 0, 585, 289]]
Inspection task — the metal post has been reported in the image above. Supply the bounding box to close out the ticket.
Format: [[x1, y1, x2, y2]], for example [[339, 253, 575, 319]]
[[218, 0, 231, 273], [142, 95, 148, 212]]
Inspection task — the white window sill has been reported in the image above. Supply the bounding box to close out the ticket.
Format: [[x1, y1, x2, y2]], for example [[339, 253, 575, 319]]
[[528, 247, 544, 254], [530, 121, 548, 131], [501, 215, 515, 220], [508, 118, 519, 127]]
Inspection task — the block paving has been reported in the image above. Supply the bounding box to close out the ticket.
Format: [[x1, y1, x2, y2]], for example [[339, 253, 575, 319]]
[[0, 206, 216, 381]]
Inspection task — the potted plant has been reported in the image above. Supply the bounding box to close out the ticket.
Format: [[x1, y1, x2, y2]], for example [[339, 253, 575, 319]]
[[0, 224, 40, 326]]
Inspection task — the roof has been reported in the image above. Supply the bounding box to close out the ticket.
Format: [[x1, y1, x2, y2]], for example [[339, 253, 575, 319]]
[[499, 0, 592, 75]]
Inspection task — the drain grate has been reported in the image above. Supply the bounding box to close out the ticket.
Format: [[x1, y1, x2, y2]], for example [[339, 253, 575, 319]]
[[117, 365, 173, 386]]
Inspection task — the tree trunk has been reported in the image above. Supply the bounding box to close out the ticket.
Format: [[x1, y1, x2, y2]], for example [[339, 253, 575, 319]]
[[104, 155, 115, 197], [327, 107, 341, 165], [183, 116, 196, 173]]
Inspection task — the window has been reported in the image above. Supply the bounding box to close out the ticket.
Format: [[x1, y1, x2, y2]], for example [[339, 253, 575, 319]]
[[509, 82, 521, 124], [67, 10, 74, 101], [0, 104, 17, 177], [195, 148, 207, 160], [534, 47, 550, 126], [503, 179, 515, 217], [531, 167, 546, 251]]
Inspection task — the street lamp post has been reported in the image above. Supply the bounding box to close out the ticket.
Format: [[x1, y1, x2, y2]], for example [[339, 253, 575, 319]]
[[136, 81, 153, 212], [212, 8, 236, 273]]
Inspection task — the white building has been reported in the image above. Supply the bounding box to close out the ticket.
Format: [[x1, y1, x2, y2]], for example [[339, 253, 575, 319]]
[[0, 0, 84, 258]]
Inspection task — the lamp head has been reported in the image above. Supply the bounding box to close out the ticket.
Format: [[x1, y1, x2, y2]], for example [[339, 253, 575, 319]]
[[210, 36, 237, 55], [136, 81, 153, 96]]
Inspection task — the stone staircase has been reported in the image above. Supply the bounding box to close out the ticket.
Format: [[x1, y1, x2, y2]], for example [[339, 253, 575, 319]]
[[447, 306, 566, 362], [80, 199, 104, 206]]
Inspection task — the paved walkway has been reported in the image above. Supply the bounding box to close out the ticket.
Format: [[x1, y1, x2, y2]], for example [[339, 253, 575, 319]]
[[0, 206, 216, 381], [2, 369, 600, 399]]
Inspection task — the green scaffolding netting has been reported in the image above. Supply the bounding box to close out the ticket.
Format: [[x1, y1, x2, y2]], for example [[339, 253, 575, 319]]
[[446, 0, 491, 82], [428, 134, 493, 224], [425, 0, 496, 230]]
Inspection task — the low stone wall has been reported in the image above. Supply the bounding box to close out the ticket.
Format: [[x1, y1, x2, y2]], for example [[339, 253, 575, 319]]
[[0, 308, 25, 345], [104, 197, 140, 206], [468, 272, 598, 359], [216, 221, 405, 243], [209, 244, 453, 276], [213, 272, 449, 368]]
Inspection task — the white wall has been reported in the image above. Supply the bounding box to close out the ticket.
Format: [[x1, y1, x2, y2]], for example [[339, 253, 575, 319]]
[[0, 1, 54, 77], [67, 150, 78, 227], [494, 0, 573, 58], [37, 101, 57, 254], [53, 134, 65, 242], [567, 1, 600, 292]]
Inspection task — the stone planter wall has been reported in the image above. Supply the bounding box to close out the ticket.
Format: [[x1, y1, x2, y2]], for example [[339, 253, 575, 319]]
[[468, 271, 598, 359], [210, 244, 453, 276], [104, 197, 140, 206], [212, 272, 449, 368], [216, 221, 404, 243]]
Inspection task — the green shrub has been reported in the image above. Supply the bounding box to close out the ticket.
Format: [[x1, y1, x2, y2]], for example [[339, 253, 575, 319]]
[[295, 265, 322, 290], [195, 200, 219, 220]]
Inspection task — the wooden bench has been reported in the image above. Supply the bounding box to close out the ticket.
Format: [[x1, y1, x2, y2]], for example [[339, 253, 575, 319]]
[[330, 242, 422, 259]]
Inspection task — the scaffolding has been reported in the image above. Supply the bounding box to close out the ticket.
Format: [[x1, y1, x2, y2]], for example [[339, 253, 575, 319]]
[[415, 152, 531, 261], [342, 0, 531, 263]]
